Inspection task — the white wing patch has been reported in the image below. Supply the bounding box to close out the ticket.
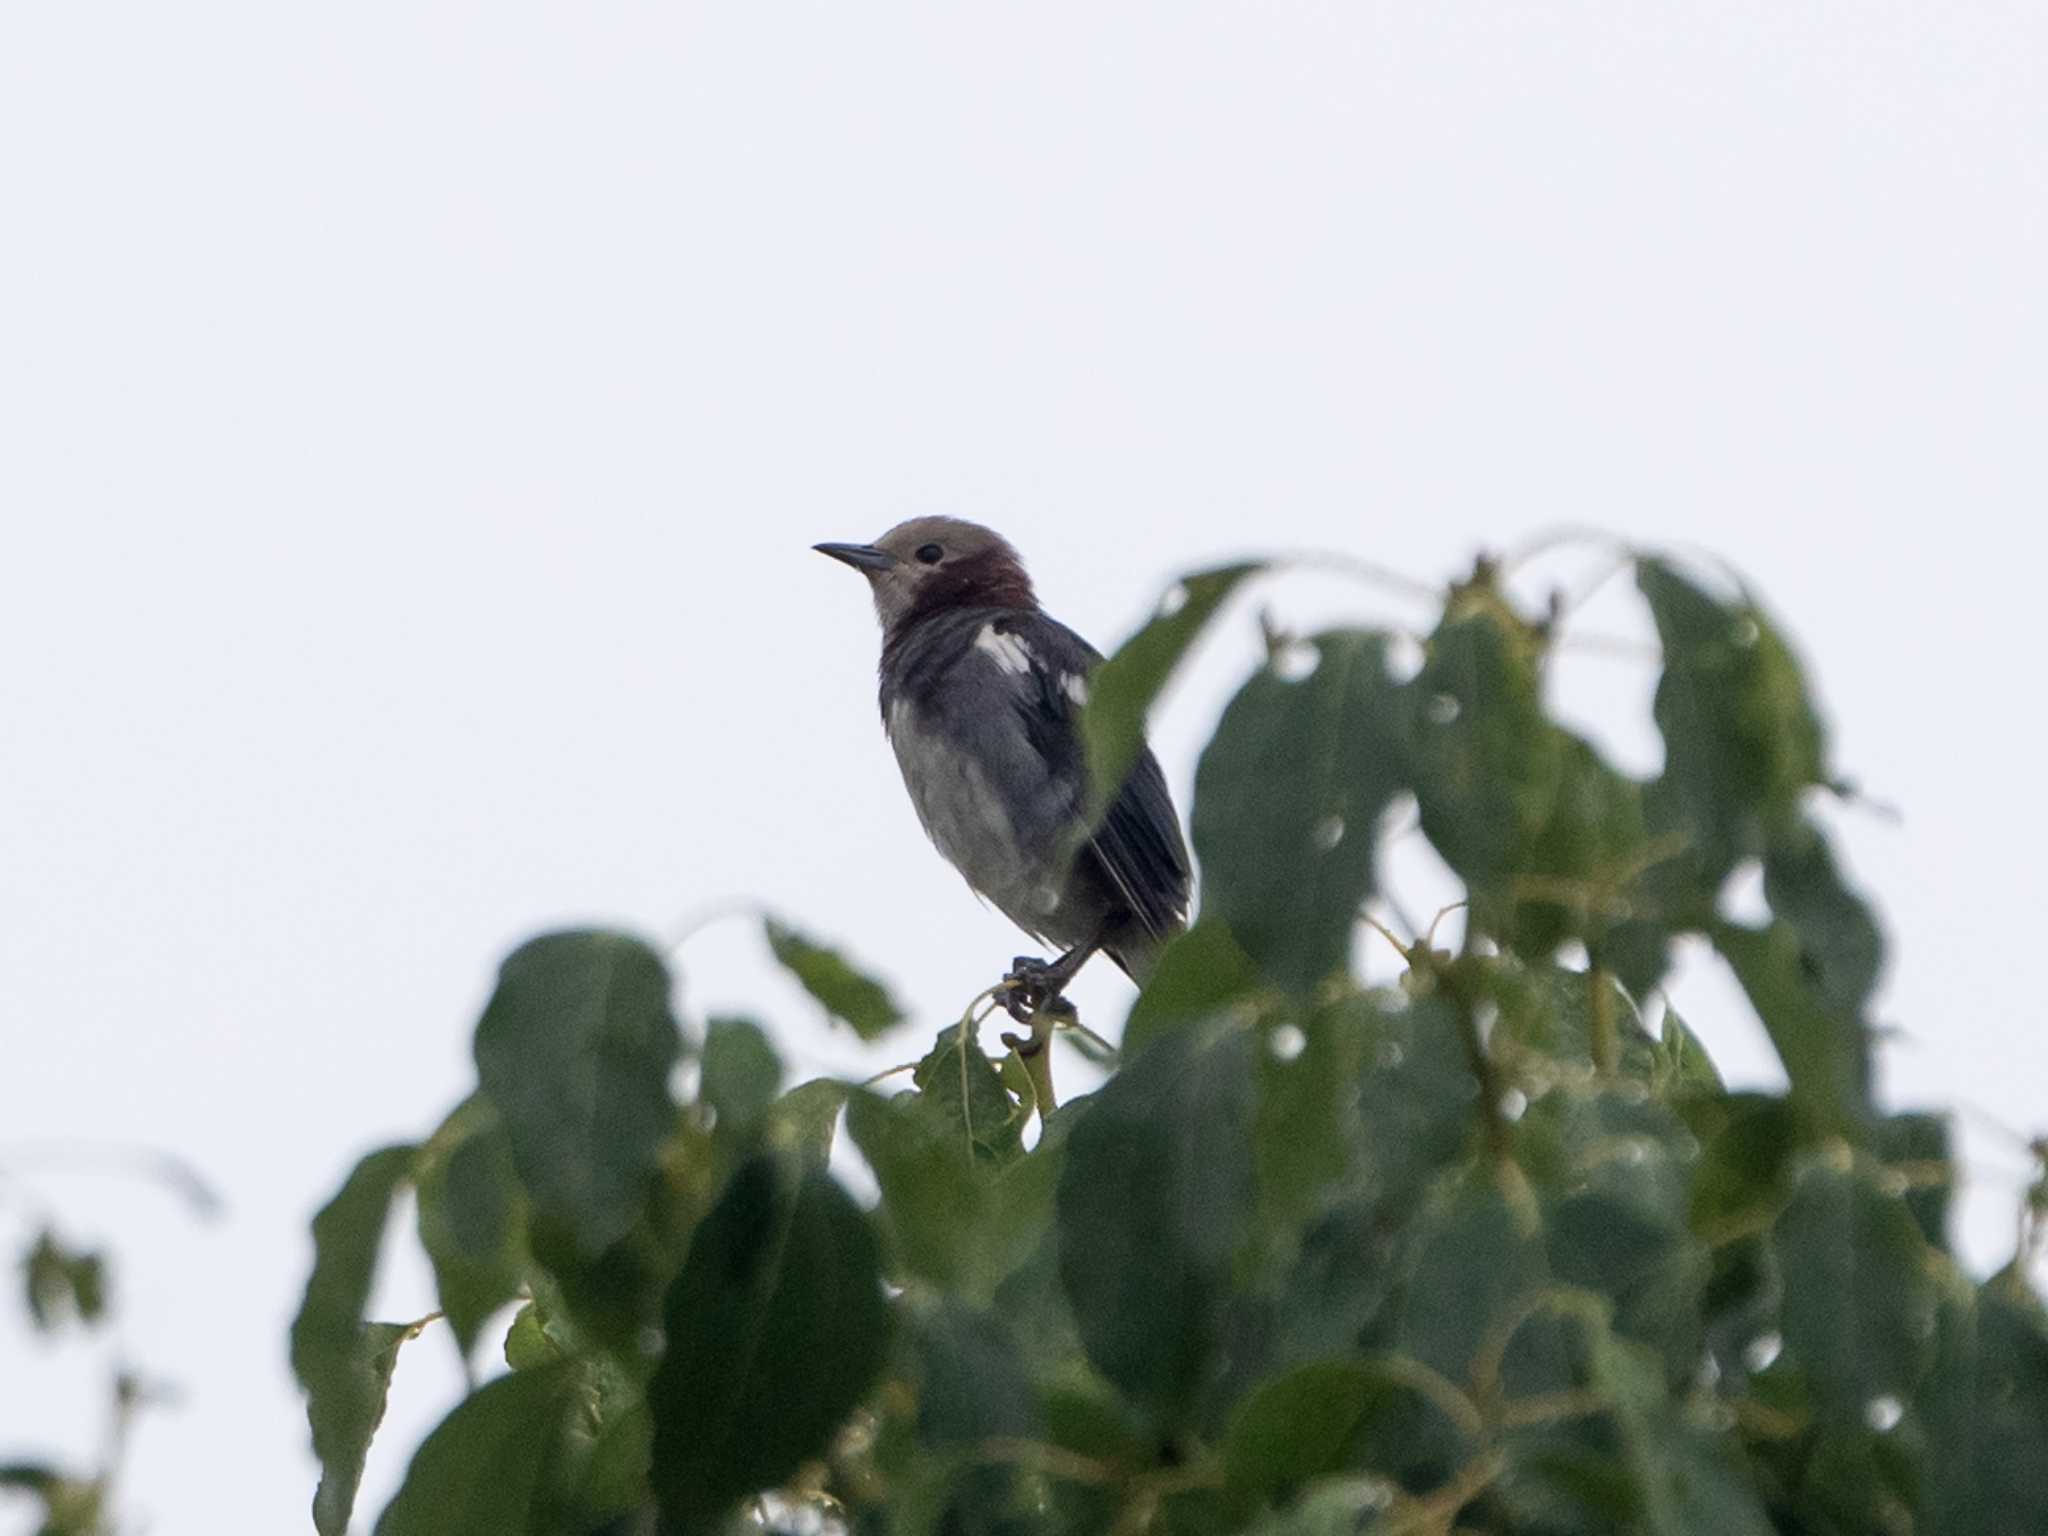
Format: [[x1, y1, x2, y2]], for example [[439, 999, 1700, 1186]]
[[885, 695, 916, 743], [973, 622, 1035, 676], [1062, 672, 1089, 707]]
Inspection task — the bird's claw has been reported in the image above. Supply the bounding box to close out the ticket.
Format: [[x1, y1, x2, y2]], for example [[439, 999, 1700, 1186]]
[[999, 957, 1079, 1043]]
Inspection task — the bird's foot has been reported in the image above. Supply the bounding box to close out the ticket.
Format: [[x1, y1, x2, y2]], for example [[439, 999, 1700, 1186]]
[[999, 955, 1077, 1042]]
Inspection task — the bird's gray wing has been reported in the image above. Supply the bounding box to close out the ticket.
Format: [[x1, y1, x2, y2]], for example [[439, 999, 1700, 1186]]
[[1003, 615, 1192, 944]]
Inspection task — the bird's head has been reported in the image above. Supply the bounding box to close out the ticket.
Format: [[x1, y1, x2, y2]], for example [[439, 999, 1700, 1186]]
[[814, 516, 1038, 633]]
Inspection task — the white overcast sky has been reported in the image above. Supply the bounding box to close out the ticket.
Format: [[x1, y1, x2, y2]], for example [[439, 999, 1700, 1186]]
[[3, 4, 2044, 1531]]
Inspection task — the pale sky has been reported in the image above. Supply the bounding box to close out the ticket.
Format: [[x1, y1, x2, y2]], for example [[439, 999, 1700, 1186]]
[[3, 4, 2044, 1531]]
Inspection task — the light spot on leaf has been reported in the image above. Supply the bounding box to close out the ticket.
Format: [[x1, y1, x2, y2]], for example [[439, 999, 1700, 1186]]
[[1272, 641, 1320, 682]]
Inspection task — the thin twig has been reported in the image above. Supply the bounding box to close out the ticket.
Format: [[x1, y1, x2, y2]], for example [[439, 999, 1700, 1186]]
[[660, 897, 766, 955]]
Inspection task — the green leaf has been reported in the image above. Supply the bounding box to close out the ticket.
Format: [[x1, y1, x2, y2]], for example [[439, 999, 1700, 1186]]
[[1875, 1110, 1952, 1252], [1649, 1005, 1723, 1099], [1056, 1024, 1256, 1425], [910, 1021, 1026, 1168], [472, 930, 683, 1259], [501, 1301, 561, 1372], [1545, 1130, 1703, 1384], [700, 1015, 783, 1129], [1699, 1237, 1780, 1380], [22, 1230, 106, 1332], [1636, 558, 1826, 886], [1787, 1421, 1922, 1535], [764, 916, 905, 1039], [578, 1400, 653, 1525], [845, 1087, 991, 1293], [1582, 1326, 1775, 1536], [1773, 1161, 1938, 1424], [1081, 561, 1261, 813], [1254, 1005, 1364, 1246], [849, 1070, 1050, 1307], [1353, 994, 1479, 1215], [1222, 1359, 1374, 1503], [310, 1322, 426, 1536], [647, 1156, 892, 1536], [1688, 1094, 1803, 1243], [909, 1298, 1037, 1445], [1918, 1281, 2048, 1534], [1268, 1201, 1403, 1367], [415, 1099, 526, 1365], [1487, 959, 1660, 1080], [1399, 1171, 1555, 1390], [1122, 920, 1262, 1061], [0, 1464, 103, 1536], [1244, 1476, 1412, 1536], [1762, 817, 1884, 1020], [1522, 736, 1660, 969], [291, 1143, 417, 1536], [373, 1363, 577, 1536], [1715, 919, 1869, 1138], [1192, 630, 1407, 993], [1408, 606, 1562, 894], [762, 1077, 849, 1170]]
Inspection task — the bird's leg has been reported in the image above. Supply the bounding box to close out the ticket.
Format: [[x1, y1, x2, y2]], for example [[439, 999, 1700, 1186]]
[[1000, 938, 1099, 1037], [998, 934, 1105, 1117]]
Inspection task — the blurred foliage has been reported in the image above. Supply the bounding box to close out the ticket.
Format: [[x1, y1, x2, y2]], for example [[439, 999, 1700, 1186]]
[[236, 545, 2045, 1534], [4, 1152, 216, 1536]]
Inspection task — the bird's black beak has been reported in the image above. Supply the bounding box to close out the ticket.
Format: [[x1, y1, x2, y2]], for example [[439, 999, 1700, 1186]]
[[813, 542, 897, 573]]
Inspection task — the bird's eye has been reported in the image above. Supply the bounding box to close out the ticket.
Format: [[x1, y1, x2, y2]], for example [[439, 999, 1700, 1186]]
[[915, 543, 944, 565]]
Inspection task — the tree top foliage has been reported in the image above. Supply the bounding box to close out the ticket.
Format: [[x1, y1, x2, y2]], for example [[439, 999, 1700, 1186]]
[[237, 546, 2048, 1535]]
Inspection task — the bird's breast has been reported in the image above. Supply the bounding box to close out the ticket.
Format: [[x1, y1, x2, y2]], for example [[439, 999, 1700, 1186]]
[[884, 698, 1065, 936]]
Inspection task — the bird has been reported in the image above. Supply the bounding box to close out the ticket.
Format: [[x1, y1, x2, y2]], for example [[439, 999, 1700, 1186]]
[[814, 517, 1191, 1042]]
